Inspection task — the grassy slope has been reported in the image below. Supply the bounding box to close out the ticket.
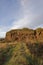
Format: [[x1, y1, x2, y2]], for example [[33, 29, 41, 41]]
[[0, 42, 43, 65]]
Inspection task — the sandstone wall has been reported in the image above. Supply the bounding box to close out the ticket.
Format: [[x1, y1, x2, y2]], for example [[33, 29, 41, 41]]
[[5, 28, 43, 43]]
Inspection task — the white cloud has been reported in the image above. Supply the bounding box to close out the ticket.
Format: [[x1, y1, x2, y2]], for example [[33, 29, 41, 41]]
[[34, 24, 43, 29], [0, 27, 6, 38], [10, 0, 43, 30], [10, 14, 35, 30], [21, 0, 28, 7], [20, 0, 30, 15], [10, 0, 33, 29], [11, 17, 30, 29], [0, 0, 43, 38], [0, 32, 6, 38], [0, 26, 10, 38]]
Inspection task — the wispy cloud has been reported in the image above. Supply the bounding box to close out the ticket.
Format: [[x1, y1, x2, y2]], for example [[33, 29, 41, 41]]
[[11, 0, 43, 30], [11, 0, 33, 29], [11, 17, 30, 29], [0, 27, 6, 38], [0, 0, 43, 37]]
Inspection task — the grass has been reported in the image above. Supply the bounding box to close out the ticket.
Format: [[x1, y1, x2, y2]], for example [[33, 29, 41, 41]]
[[0, 42, 43, 65]]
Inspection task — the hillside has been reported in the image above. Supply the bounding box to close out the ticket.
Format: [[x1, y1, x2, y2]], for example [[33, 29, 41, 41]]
[[0, 42, 43, 65], [0, 28, 43, 65]]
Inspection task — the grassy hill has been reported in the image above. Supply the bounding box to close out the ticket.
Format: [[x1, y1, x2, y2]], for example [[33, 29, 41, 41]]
[[0, 28, 43, 65], [0, 42, 43, 65]]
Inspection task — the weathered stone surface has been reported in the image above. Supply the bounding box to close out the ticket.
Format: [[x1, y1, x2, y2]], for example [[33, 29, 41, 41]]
[[36, 28, 43, 42], [5, 28, 43, 43]]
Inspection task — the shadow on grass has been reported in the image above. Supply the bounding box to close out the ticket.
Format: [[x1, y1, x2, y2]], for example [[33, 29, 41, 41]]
[[0, 45, 15, 65]]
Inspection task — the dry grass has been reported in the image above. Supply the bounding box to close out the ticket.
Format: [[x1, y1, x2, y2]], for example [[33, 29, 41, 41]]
[[0, 42, 43, 65]]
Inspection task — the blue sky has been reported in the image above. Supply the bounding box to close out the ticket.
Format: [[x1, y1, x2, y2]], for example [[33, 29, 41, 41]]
[[0, 0, 43, 37]]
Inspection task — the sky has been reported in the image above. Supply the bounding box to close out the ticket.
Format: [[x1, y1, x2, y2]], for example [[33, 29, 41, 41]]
[[0, 0, 43, 38]]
